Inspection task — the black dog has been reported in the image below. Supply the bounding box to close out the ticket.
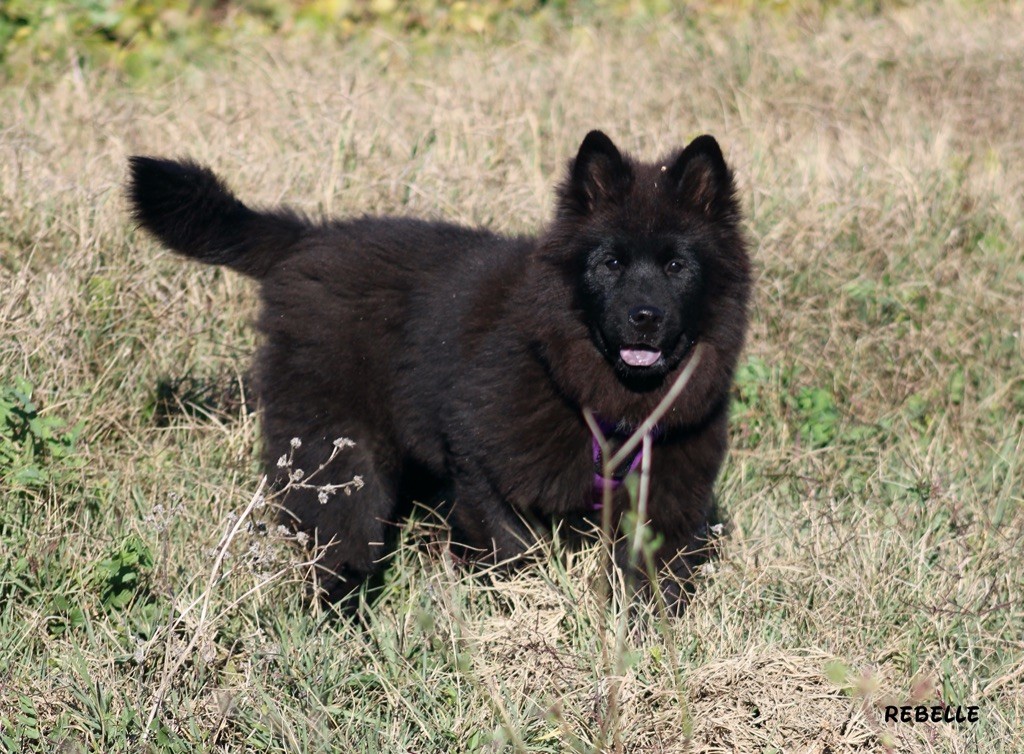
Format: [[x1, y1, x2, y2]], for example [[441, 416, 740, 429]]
[[128, 131, 750, 608]]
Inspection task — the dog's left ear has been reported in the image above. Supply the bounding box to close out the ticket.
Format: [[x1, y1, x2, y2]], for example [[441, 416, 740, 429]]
[[666, 135, 737, 218], [562, 130, 632, 215]]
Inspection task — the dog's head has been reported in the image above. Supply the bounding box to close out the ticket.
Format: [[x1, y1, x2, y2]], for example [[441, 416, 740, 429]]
[[546, 130, 746, 392]]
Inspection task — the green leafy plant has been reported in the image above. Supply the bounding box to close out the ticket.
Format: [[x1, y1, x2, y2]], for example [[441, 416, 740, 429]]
[[794, 386, 840, 449], [731, 357, 842, 449], [1, 695, 42, 749], [0, 0, 555, 79], [0, 378, 81, 489], [90, 534, 154, 610], [47, 593, 87, 637]]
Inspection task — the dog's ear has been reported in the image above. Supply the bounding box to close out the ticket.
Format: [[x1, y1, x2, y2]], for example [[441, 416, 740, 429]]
[[666, 135, 737, 218], [561, 131, 631, 215]]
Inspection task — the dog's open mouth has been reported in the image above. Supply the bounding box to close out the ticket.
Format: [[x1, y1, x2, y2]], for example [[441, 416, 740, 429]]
[[619, 347, 663, 367]]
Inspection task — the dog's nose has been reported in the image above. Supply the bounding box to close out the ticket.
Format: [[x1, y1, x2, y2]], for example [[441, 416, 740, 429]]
[[628, 305, 664, 332]]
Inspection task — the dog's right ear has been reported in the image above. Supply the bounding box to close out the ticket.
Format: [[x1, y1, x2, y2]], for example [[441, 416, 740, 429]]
[[560, 130, 632, 215]]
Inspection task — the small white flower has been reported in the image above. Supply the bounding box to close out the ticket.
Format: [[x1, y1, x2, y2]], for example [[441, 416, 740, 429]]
[[290, 437, 302, 449], [275, 524, 291, 537], [295, 531, 309, 547], [709, 523, 724, 537], [318, 490, 329, 505], [276, 454, 289, 468], [290, 468, 304, 482], [333, 437, 355, 449]]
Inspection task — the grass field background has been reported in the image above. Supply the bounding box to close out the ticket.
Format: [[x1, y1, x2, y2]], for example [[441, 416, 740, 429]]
[[1, 1, 1022, 751]]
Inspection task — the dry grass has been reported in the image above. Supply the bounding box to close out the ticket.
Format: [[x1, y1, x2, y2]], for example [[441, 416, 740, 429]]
[[1, 2, 1022, 751]]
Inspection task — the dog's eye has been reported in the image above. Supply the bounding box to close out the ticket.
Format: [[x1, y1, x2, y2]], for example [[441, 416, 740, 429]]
[[605, 257, 622, 272], [665, 260, 684, 275]]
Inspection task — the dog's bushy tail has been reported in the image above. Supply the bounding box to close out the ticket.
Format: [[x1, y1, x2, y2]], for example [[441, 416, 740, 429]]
[[127, 156, 306, 279]]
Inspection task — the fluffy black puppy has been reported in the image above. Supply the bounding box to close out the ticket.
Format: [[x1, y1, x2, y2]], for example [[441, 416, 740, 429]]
[[128, 131, 750, 608]]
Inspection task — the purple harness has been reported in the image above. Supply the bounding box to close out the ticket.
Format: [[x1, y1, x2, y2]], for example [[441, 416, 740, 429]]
[[590, 418, 658, 508]]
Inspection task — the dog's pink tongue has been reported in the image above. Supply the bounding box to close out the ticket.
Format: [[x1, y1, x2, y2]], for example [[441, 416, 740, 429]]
[[620, 348, 662, 367]]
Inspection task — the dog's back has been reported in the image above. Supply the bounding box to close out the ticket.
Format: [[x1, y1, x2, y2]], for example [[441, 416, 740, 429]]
[[129, 155, 527, 446]]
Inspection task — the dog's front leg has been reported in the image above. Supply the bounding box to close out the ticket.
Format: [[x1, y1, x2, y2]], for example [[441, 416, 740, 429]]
[[446, 474, 538, 568]]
